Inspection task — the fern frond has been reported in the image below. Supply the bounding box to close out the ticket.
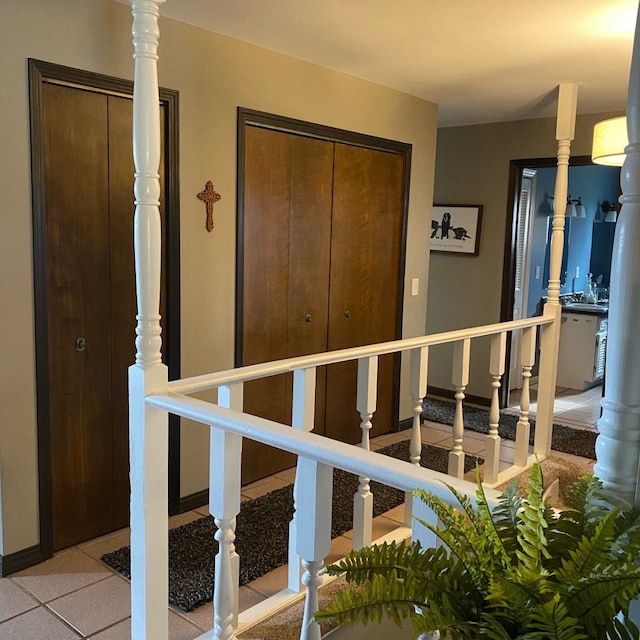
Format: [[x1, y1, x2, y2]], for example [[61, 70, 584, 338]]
[[413, 487, 491, 582], [313, 570, 426, 628], [606, 615, 640, 640], [323, 540, 432, 585], [491, 480, 522, 559], [564, 567, 640, 637], [612, 507, 640, 558], [564, 473, 610, 536], [515, 462, 551, 573], [524, 596, 588, 640], [411, 600, 481, 640], [546, 508, 583, 568], [556, 510, 618, 582], [474, 466, 511, 569]]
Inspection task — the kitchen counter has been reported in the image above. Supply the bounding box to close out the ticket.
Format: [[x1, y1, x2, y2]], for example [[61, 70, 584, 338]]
[[562, 302, 608, 315]]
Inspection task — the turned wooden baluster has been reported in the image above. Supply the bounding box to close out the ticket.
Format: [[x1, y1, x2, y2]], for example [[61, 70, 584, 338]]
[[288, 368, 316, 592], [210, 424, 242, 640], [484, 333, 506, 484], [449, 339, 470, 479], [514, 328, 537, 467], [296, 457, 333, 640], [353, 356, 377, 549], [216, 384, 244, 632], [405, 346, 428, 526], [128, 2, 168, 639]]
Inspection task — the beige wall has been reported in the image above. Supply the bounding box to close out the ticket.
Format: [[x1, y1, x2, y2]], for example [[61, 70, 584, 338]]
[[428, 111, 623, 399], [0, 0, 437, 556]]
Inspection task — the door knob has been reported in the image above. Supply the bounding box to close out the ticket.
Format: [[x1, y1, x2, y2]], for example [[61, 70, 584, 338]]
[[305, 314, 312, 325], [344, 310, 351, 319], [75, 337, 86, 352]]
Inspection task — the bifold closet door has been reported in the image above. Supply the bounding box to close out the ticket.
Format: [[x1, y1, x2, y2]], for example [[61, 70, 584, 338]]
[[325, 144, 404, 443], [241, 126, 333, 483], [43, 83, 166, 549], [241, 125, 405, 482], [44, 85, 125, 549]]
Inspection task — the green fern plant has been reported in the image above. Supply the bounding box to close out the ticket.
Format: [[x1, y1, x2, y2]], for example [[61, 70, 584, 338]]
[[314, 464, 640, 639]]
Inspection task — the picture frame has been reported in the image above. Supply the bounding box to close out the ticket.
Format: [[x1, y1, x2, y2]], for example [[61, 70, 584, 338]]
[[430, 204, 483, 255]]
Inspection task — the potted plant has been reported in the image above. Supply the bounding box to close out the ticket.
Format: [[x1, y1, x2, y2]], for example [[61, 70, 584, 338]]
[[314, 463, 640, 639]]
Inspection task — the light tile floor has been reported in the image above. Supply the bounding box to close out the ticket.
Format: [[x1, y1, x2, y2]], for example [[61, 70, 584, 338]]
[[0, 385, 601, 639]]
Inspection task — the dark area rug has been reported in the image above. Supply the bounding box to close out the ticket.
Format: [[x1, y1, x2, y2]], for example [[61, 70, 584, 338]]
[[423, 397, 597, 460], [101, 440, 480, 612]]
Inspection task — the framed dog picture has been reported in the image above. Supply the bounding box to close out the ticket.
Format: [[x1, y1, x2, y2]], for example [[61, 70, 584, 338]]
[[430, 204, 483, 255]]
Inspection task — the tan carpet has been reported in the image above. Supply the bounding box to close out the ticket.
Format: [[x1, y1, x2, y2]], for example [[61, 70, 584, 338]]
[[497, 453, 594, 508], [238, 577, 346, 640]]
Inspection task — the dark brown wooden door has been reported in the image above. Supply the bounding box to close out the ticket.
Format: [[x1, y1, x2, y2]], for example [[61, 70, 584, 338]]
[[42, 83, 165, 549], [241, 125, 405, 483], [242, 127, 333, 482], [325, 144, 404, 443]]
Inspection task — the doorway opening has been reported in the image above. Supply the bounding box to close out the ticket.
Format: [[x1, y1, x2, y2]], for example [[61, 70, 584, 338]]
[[501, 155, 620, 405]]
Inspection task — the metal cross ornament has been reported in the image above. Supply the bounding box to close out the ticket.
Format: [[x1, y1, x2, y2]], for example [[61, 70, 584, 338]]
[[197, 181, 221, 232]]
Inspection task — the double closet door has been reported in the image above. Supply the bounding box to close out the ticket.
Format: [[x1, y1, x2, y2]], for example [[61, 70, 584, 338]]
[[40, 82, 167, 550], [240, 124, 406, 483]]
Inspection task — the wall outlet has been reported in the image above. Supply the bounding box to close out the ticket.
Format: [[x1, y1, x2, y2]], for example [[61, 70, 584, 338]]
[[411, 277, 419, 296], [535, 265, 541, 280], [575, 266, 580, 279]]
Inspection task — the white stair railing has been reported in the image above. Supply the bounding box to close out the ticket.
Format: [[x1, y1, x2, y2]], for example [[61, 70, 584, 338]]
[[125, 8, 577, 638]]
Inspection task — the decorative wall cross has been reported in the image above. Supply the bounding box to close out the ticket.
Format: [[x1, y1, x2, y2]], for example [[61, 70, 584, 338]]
[[197, 181, 221, 232]]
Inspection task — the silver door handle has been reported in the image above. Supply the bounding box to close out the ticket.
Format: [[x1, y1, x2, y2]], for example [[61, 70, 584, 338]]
[[75, 337, 86, 352]]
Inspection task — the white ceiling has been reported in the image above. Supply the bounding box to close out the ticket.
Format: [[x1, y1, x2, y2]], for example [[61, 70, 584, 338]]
[[148, 0, 637, 127]]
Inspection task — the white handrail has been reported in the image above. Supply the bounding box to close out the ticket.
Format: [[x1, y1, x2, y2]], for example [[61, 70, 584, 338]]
[[169, 315, 553, 394], [146, 391, 499, 503]]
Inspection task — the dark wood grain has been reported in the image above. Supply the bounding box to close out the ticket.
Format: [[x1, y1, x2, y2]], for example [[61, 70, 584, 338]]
[[44, 83, 115, 549]]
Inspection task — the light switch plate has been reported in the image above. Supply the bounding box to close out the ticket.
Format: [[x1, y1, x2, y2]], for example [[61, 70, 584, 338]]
[[411, 278, 419, 296]]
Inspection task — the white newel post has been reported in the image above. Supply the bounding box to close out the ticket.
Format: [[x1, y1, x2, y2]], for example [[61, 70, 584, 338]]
[[405, 347, 428, 526], [594, 6, 640, 509], [534, 82, 578, 457], [484, 333, 506, 484], [353, 356, 377, 549], [128, 2, 168, 640], [449, 339, 470, 479]]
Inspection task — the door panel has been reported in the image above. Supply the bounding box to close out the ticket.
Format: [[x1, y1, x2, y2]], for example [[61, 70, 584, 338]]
[[242, 127, 294, 481], [326, 145, 404, 443], [44, 84, 115, 549], [285, 135, 334, 434]]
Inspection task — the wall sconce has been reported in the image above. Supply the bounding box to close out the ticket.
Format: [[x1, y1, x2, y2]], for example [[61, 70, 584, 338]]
[[602, 200, 618, 223], [566, 195, 586, 217], [592, 116, 628, 166]]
